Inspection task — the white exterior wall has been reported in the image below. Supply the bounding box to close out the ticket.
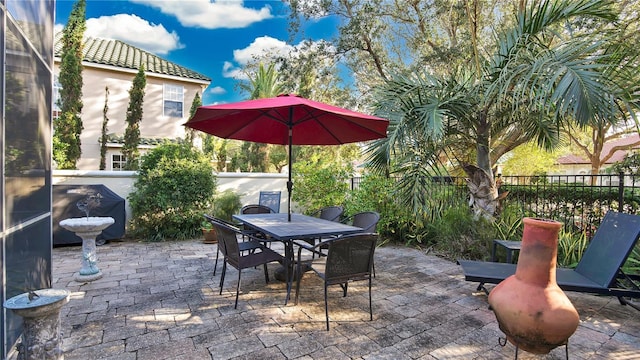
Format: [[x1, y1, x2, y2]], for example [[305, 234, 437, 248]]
[[548, 164, 593, 176], [52, 171, 291, 229], [53, 63, 209, 170]]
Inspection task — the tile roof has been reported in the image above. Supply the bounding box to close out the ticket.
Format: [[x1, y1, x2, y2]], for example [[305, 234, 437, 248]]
[[54, 33, 210, 82], [557, 133, 640, 164]]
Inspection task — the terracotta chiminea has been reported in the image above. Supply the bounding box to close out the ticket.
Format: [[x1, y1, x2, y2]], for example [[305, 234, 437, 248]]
[[488, 217, 579, 354]]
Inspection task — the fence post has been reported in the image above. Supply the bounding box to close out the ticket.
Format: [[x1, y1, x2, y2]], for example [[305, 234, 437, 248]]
[[618, 172, 624, 212]]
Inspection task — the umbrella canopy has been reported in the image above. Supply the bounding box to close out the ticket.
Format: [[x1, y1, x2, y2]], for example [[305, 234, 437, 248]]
[[185, 94, 389, 220]]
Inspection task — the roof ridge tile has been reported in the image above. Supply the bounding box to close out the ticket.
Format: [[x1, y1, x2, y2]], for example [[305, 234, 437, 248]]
[[54, 34, 210, 82]]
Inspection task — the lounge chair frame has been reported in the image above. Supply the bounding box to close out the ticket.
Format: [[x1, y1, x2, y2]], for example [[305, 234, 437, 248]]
[[458, 211, 640, 311]]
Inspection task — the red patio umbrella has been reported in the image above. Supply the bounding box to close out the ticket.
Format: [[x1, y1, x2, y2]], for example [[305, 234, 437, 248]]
[[184, 94, 389, 221]]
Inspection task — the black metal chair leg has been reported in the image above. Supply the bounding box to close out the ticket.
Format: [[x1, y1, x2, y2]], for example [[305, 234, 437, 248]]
[[219, 262, 226, 294], [324, 284, 330, 331], [235, 270, 242, 309], [294, 248, 302, 305], [213, 247, 220, 276], [368, 275, 373, 321], [263, 263, 270, 283]]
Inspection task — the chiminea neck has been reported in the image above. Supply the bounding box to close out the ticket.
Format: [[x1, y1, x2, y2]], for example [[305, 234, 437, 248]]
[[515, 218, 562, 286]]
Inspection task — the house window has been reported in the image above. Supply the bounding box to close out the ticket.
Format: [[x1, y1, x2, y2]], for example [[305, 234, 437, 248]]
[[164, 84, 184, 118], [111, 154, 127, 171]]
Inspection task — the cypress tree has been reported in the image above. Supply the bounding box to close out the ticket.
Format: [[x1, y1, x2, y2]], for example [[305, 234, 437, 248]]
[[185, 92, 202, 146], [99, 87, 109, 170], [54, 0, 86, 169], [122, 65, 146, 170]]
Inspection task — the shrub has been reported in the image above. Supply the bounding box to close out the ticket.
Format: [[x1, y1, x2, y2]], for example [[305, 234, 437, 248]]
[[128, 143, 216, 241], [212, 189, 242, 222], [425, 204, 495, 261], [623, 247, 640, 275], [292, 161, 351, 214], [557, 229, 589, 268], [343, 174, 414, 243], [492, 202, 526, 242]]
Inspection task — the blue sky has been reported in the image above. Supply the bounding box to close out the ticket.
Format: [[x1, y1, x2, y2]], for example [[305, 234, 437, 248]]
[[55, 0, 338, 105]]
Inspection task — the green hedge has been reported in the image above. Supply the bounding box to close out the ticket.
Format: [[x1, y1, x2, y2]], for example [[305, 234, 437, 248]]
[[128, 143, 216, 241]]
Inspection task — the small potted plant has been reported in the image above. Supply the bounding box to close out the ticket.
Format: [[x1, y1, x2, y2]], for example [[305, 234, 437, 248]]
[[201, 219, 217, 244]]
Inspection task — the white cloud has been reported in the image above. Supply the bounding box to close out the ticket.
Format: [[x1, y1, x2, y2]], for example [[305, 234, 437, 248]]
[[232, 36, 293, 65], [222, 61, 247, 80], [222, 36, 334, 80], [223, 36, 293, 79], [85, 14, 183, 55], [208, 86, 226, 95], [132, 0, 273, 29]]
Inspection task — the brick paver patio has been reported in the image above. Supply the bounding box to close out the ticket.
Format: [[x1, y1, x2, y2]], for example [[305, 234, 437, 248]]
[[47, 239, 640, 359]]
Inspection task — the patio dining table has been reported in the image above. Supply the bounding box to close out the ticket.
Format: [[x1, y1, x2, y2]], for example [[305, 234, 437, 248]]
[[232, 213, 363, 304]]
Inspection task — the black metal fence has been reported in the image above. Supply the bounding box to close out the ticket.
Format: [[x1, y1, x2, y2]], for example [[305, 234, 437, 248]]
[[351, 173, 640, 232]]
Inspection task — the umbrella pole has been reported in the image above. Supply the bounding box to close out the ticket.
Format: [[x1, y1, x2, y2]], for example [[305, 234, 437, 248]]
[[287, 127, 293, 222]]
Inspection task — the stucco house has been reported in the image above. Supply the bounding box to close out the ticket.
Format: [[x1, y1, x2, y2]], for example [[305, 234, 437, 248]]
[[545, 133, 640, 186], [552, 133, 640, 176], [53, 35, 211, 170]]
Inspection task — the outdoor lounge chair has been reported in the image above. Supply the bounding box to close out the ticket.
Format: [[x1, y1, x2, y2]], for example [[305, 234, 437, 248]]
[[458, 211, 640, 310], [208, 217, 284, 309]]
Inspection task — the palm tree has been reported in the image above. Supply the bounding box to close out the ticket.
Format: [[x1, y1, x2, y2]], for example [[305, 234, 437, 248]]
[[368, 0, 639, 218], [240, 62, 286, 99], [235, 63, 287, 172]]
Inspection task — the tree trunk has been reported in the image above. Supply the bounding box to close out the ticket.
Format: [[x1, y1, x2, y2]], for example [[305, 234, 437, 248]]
[[464, 113, 507, 219], [463, 164, 508, 220], [476, 112, 492, 176]]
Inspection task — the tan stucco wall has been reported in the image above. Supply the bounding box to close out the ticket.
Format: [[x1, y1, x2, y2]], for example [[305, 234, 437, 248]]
[[54, 63, 209, 170]]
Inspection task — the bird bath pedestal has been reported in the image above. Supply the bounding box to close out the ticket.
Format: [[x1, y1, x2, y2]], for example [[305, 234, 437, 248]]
[[59, 217, 114, 282], [4, 289, 70, 360]]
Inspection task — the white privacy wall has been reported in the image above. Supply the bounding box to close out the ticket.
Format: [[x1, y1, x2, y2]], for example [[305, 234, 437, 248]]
[[52, 170, 292, 229]]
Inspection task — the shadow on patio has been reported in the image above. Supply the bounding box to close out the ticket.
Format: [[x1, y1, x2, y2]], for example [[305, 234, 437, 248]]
[[50, 239, 640, 360]]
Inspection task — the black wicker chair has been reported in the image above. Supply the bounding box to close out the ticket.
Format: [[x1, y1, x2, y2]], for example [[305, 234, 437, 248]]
[[258, 191, 281, 213], [203, 214, 263, 276], [350, 211, 380, 233], [347, 211, 380, 277], [294, 233, 378, 330], [303, 206, 345, 257], [317, 205, 343, 222], [209, 217, 284, 309], [241, 204, 275, 246], [241, 204, 274, 214]]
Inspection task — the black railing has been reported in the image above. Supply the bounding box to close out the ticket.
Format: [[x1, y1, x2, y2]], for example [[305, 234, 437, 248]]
[[351, 173, 640, 232]]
